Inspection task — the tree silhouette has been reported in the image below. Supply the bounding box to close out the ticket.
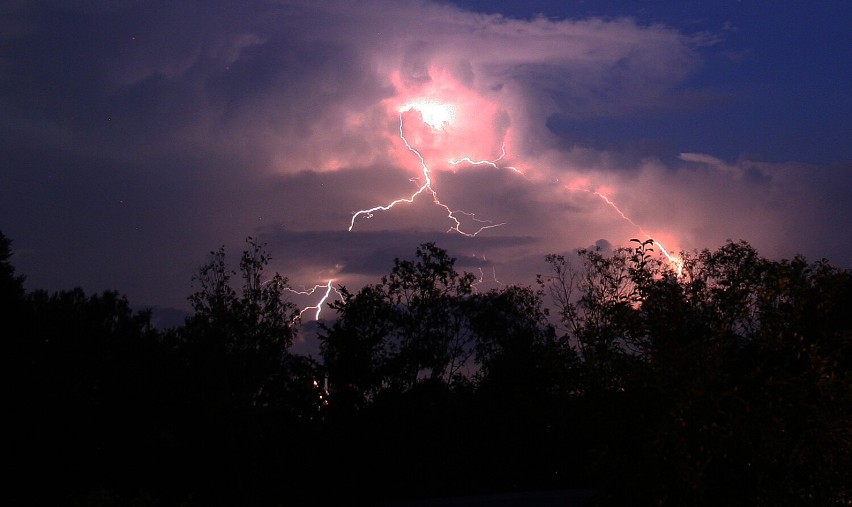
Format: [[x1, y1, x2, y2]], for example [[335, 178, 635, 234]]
[[0, 230, 25, 305], [541, 239, 852, 506], [5, 227, 849, 505], [468, 284, 585, 492], [319, 243, 587, 500], [320, 242, 477, 408], [178, 237, 320, 504]]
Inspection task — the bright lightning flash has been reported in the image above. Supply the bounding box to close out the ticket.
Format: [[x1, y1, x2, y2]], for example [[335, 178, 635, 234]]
[[284, 280, 343, 321], [399, 99, 456, 130], [540, 178, 686, 274], [348, 103, 505, 236], [587, 190, 684, 275], [296, 68, 686, 323]]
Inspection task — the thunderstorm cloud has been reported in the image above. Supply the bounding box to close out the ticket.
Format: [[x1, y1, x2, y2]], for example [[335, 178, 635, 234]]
[[1, 0, 850, 314]]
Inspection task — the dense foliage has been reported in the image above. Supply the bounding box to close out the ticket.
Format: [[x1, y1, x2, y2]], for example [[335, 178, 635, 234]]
[[540, 239, 852, 505], [4, 231, 850, 506]]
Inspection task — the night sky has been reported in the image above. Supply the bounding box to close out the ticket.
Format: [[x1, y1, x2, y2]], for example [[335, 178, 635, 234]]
[[2, 0, 851, 327]]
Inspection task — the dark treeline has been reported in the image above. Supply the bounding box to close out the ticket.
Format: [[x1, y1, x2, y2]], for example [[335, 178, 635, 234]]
[[4, 231, 851, 506]]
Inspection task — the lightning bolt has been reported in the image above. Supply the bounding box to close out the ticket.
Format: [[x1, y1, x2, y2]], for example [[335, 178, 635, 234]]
[[284, 280, 343, 321], [348, 111, 506, 236], [445, 141, 684, 274], [578, 189, 683, 274], [469, 253, 504, 293], [328, 93, 684, 323], [449, 145, 524, 176], [472, 266, 504, 293]]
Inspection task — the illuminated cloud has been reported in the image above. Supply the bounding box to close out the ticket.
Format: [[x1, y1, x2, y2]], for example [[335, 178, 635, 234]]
[[1, 0, 850, 315], [0, 0, 700, 175]]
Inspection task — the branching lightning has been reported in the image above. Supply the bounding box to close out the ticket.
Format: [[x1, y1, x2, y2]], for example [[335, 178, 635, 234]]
[[284, 280, 342, 321], [296, 92, 686, 323], [449, 145, 524, 176], [348, 107, 506, 237]]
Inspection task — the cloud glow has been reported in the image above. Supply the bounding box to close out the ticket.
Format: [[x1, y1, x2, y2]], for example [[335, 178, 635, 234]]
[[1, 0, 849, 315]]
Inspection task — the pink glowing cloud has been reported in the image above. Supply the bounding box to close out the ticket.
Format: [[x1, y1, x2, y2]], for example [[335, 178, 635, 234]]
[[4, 0, 849, 318], [244, 1, 704, 178]]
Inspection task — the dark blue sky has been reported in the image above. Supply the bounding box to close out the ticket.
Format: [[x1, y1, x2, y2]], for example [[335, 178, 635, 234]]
[[451, 0, 852, 164], [1, 1, 850, 323]]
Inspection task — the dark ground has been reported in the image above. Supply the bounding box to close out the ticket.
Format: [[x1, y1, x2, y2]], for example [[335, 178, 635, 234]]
[[385, 489, 596, 506]]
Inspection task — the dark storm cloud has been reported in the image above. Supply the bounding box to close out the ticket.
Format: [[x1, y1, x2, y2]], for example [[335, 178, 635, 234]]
[[1, 1, 390, 170], [259, 228, 536, 279]]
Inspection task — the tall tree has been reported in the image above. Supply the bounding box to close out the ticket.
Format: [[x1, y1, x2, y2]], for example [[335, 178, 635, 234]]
[[320, 242, 476, 407], [319, 243, 584, 500], [541, 239, 852, 506], [178, 237, 314, 504], [183, 236, 299, 405], [0, 230, 26, 304]]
